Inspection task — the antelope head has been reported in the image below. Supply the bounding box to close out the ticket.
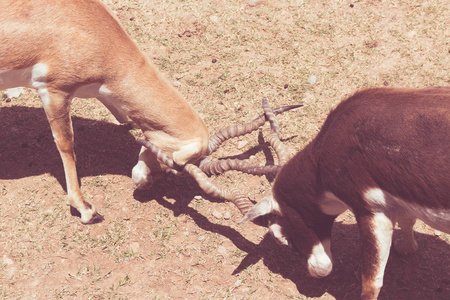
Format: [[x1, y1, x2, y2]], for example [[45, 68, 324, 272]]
[[136, 98, 302, 215]]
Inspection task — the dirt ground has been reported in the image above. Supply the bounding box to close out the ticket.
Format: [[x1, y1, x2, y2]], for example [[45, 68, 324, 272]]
[[1, 0, 449, 299]]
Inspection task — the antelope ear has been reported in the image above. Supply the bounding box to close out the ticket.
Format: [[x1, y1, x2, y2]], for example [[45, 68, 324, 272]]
[[239, 195, 279, 224]]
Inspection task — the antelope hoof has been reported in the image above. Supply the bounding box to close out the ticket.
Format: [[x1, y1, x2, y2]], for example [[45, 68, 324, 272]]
[[81, 211, 104, 224], [71, 206, 104, 224]]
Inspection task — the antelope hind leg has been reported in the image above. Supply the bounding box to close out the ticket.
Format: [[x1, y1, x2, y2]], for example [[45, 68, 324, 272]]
[[394, 216, 418, 255]]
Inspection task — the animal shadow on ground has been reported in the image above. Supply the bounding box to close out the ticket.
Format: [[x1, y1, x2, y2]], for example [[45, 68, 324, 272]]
[[0, 106, 139, 186], [134, 174, 450, 300], [2, 106, 449, 300]]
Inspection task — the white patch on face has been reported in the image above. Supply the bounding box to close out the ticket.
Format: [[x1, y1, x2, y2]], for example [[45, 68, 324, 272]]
[[307, 239, 333, 278], [363, 188, 387, 208], [269, 223, 289, 246], [319, 191, 349, 216]]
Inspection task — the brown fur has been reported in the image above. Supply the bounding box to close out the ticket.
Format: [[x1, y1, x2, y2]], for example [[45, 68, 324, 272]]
[[244, 87, 450, 299]]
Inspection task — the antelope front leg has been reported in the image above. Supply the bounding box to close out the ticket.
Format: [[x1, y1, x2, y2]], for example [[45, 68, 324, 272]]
[[358, 213, 394, 300], [42, 89, 102, 224]]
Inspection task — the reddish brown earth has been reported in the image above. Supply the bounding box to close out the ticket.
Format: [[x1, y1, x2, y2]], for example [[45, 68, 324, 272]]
[[1, 0, 449, 299]]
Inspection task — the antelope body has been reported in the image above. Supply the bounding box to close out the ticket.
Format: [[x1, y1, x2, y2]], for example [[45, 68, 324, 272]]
[[0, 0, 209, 223], [243, 88, 450, 299]]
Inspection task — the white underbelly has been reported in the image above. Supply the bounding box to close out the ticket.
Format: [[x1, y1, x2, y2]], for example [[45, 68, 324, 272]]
[[364, 188, 450, 234], [320, 189, 450, 234], [1, 65, 131, 124]]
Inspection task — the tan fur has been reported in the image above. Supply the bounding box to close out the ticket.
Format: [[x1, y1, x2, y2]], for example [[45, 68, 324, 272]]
[[0, 0, 209, 223]]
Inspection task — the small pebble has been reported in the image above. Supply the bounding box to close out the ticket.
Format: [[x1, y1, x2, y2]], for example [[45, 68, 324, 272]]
[[210, 15, 219, 23], [173, 81, 181, 88], [248, 0, 261, 6], [223, 211, 231, 220], [130, 242, 140, 253], [237, 140, 248, 149], [218, 246, 227, 254], [308, 75, 317, 84], [212, 210, 223, 219]]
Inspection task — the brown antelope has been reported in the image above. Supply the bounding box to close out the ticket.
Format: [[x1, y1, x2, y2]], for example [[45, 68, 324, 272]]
[[242, 88, 450, 299], [0, 0, 299, 224]]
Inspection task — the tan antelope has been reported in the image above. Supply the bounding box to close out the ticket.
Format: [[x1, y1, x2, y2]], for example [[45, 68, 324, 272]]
[[0, 0, 299, 224], [242, 88, 450, 299]]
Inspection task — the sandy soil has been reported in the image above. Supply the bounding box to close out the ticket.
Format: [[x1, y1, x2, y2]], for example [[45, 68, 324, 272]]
[[1, 0, 449, 299]]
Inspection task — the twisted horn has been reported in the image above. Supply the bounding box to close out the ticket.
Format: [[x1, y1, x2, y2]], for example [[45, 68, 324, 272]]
[[135, 139, 183, 175], [199, 158, 281, 176], [262, 98, 291, 166], [184, 164, 254, 214], [262, 97, 280, 137], [208, 104, 302, 155], [136, 139, 254, 215], [202, 100, 301, 176]]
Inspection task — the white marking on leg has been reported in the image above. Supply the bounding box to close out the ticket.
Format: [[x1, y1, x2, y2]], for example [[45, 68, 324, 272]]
[[30, 63, 51, 108], [37, 87, 51, 109], [31, 63, 48, 89], [307, 239, 333, 278], [364, 188, 386, 208], [371, 212, 394, 293]]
